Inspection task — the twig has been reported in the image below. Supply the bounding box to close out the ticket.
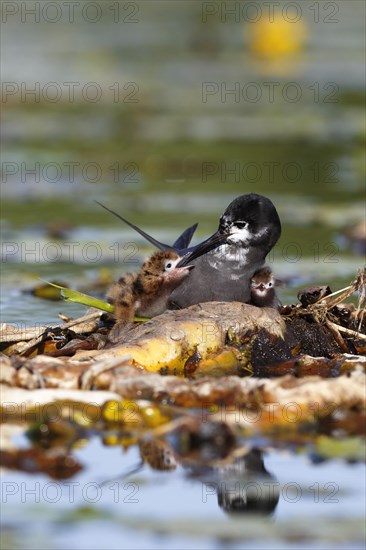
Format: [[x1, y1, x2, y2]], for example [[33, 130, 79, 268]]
[[319, 285, 353, 301], [325, 320, 348, 352], [327, 321, 366, 342], [15, 313, 103, 356], [316, 268, 365, 311], [61, 312, 101, 329], [356, 268, 366, 332], [319, 286, 357, 309]]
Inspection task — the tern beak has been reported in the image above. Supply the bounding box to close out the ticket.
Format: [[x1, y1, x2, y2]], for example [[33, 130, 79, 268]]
[[176, 231, 226, 267]]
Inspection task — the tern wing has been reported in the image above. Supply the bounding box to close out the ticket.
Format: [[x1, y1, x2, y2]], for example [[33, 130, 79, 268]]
[[95, 201, 174, 252], [172, 223, 198, 250]]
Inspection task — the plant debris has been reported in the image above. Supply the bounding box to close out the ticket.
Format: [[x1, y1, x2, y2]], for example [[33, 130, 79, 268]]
[[1, 268, 365, 479]]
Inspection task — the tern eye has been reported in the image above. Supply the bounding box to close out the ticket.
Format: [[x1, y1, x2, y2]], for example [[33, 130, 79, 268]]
[[164, 261, 174, 271], [268, 281, 273, 287], [235, 221, 248, 230]]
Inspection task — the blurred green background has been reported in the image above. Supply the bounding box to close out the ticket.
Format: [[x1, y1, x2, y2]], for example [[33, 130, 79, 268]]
[[1, 0, 365, 323]]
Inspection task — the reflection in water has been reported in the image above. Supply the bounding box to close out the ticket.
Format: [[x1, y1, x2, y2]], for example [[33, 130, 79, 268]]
[[139, 438, 177, 471], [138, 428, 280, 516], [191, 449, 280, 516], [2, 420, 279, 519]]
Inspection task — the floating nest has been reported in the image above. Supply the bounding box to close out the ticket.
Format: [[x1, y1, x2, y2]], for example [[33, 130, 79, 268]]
[[1, 268, 365, 477], [1, 267, 365, 390]]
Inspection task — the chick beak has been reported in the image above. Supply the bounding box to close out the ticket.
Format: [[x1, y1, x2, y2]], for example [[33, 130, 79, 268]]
[[256, 283, 265, 291], [174, 264, 194, 276], [165, 264, 194, 284]]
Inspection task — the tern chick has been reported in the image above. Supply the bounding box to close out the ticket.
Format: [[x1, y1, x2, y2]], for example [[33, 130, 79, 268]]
[[107, 251, 193, 341], [250, 267, 280, 309]]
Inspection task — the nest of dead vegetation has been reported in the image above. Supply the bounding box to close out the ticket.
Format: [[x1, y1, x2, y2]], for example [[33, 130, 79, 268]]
[[0, 267, 365, 409], [1, 269, 365, 483]]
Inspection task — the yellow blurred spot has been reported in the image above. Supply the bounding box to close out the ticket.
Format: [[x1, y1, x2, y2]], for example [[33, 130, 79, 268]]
[[140, 405, 170, 429], [120, 434, 138, 449], [207, 404, 220, 415], [102, 434, 121, 446], [249, 16, 307, 59], [102, 399, 142, 425], [73, 438, 89, 450]]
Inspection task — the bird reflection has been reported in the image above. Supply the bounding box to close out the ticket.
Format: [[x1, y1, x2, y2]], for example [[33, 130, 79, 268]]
[[138, 434, 280, 515], [216, 450, 279, 515], [186, 448, 279, 516], [100, 421, 279, 516]]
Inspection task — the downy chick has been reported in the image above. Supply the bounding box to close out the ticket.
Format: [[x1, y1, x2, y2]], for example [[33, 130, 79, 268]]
[[250, 267, 280, 309], [107, 251, 193, 341]]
